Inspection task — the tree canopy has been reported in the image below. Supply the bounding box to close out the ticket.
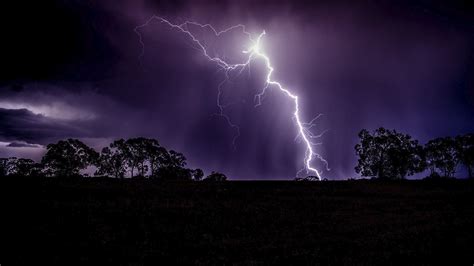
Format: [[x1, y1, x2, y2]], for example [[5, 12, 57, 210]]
[[425, 137, 458, 178], [204, 171, 228, 182], [41, 139, 99, 177], [2, 131, 473, 180], [455, 134, 474, 179], [1, 137, 223, 180], [355, 128, 424, 179]]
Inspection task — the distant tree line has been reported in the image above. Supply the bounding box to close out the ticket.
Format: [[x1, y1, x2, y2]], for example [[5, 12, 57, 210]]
[[355, 128, 474, 179], [0, 138, 227, 181]]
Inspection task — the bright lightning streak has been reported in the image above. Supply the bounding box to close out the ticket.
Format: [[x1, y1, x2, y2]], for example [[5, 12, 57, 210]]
[[135, 16, 329, 180]]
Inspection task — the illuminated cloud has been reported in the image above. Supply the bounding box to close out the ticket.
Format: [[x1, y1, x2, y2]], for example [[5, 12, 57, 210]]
[[7, 141, 43, 148], [0, 101, 95, 121]]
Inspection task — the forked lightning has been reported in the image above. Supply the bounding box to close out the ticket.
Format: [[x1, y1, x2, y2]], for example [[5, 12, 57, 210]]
[[135, 16, 329, 179]]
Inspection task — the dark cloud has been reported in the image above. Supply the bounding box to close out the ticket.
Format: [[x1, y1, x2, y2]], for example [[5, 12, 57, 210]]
[[7, 142, 42, 148], [0, 108, 92, 144], [0, 0, 118, 86]]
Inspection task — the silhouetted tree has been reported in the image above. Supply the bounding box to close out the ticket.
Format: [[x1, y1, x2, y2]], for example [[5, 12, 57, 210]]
[[166, 150, 187, 168], [355, 128, 424, 179], [96, 138, 196, 179], [95, 146, 127, 178], [8, 158, 42, 176], [0, 158, 9, 176], [41, 139, 98, 177], [191, 168, 204, 181], [103, 138, 144, 178], [121, 138, 151, 177], [2, 137, 221, 180], [425, 137, 458, 178], [143, 138, 167, 177], [203, 171, 227, 182], [153, 149, 192, 180], [455, 133, 474, 179]]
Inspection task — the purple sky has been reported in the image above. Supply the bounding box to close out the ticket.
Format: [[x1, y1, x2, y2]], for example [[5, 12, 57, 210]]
[[1, 0, 473, 179]]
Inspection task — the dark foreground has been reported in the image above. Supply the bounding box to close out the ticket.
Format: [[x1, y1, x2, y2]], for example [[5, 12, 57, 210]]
[[2, 178, 474, 265]]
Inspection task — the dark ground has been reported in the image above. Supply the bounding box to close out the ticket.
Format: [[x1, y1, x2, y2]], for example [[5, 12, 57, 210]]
[[1, 178, 474, 265]]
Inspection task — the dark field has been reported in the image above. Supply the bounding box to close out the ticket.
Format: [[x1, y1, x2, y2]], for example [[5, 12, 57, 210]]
[[2, 178, 474, 265]]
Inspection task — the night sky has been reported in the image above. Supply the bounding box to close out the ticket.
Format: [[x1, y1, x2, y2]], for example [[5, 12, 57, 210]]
[[1, 0, 473, 179]]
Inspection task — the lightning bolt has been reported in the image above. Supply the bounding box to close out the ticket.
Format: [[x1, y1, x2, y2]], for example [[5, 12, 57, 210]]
[[134, 16, 329, 180]]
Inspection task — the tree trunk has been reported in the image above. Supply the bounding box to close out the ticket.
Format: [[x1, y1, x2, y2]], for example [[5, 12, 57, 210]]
[[152, 165, 155, 177], [378, 163, 385, 179], [140, 162, 145, 176]]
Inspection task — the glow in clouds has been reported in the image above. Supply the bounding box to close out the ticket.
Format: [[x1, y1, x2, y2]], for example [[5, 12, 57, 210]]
[[0, 101, 95, 121], [135, 16, 329, 180]]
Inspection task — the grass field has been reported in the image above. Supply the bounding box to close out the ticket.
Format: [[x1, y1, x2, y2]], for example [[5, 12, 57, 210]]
[[2, 178, 474, 265]]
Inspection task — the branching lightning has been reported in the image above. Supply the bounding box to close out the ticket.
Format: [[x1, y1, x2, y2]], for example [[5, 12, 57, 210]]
[[135, 16, 329, 180]]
